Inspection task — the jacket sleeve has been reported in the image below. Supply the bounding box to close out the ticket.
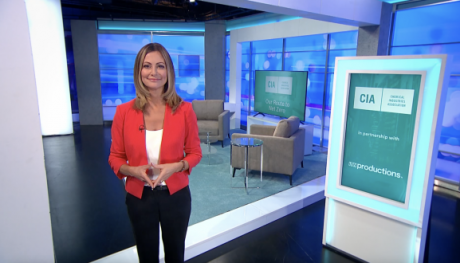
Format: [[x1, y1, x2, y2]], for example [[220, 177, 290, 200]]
[[108, 105, 128, 180], [182, 103, 202, 174]]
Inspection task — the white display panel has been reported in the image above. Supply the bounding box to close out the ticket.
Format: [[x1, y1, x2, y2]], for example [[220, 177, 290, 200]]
[[324, 198, 420, 263], [323, 55, 450, 263]]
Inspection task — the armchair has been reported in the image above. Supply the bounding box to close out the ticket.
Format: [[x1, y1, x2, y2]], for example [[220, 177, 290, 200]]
[[192, 100, 230, 147], [231, 116, 305, 185]]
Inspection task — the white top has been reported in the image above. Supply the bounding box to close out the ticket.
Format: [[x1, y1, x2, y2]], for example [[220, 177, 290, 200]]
[[145, 129, 166, 186]]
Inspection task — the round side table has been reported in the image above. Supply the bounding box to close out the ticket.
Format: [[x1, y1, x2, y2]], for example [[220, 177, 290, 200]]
[[230, 137, 263, 194]]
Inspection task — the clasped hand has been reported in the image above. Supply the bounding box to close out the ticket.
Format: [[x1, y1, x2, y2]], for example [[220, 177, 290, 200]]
[[128, 162, 182, 189]]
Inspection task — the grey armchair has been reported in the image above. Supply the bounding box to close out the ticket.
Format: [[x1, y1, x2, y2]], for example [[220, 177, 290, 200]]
[[192, 100, 230, 147], [231, 116, 305, 185]]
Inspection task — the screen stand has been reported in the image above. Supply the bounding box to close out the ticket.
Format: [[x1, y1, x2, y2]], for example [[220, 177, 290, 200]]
[[253, 112, 265, 118]]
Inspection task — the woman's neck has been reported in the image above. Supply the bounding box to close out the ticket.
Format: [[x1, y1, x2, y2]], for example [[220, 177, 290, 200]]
[[146, 94, 165, 110]]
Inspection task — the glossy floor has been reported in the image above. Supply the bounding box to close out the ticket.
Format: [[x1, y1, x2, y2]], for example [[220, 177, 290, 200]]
[[187, 188, 460, 263], [44, 124, 460, 263]]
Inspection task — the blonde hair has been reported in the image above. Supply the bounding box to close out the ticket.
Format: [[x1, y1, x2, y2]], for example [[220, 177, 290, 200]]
[[133, 43, 182, 112]]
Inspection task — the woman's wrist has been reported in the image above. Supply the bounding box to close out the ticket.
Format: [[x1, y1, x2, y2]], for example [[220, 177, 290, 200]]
[[177, 160, 185, 172], [120, 164, 132, 176]]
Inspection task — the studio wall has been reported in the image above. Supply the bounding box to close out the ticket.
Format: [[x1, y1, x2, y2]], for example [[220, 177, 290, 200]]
[[227, 17, 358, 131], [0, 1, 55, 261]]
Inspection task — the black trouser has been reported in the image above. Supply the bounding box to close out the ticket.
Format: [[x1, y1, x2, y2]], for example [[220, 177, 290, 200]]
[[126, 186, 191, 263]]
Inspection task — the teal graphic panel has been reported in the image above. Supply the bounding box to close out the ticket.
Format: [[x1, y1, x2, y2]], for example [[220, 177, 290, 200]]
[[254, 71, 307, 120], [341, 73, 422, 203]]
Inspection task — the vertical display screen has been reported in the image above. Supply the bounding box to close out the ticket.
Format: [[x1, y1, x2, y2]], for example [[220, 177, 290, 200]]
[[340, 73, 422, 204]]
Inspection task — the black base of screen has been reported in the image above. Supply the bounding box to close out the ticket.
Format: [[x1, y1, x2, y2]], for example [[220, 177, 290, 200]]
[[253, 112, 265, 117]]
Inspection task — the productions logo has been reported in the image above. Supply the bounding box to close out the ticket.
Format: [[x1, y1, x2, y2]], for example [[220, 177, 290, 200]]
[[348, 161, 402, 179]]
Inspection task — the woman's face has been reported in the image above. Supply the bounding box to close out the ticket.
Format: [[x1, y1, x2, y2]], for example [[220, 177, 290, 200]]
[[141, 51, 167, 91]]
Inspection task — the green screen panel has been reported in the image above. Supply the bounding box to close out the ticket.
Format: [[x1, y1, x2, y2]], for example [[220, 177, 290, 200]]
[[341, 73, 422, 203], [254, 71, 308, 121]]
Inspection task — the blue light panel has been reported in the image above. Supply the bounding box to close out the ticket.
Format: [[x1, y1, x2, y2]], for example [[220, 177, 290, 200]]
[[392, 1, 460, 46], [98, 21, 205, 32]]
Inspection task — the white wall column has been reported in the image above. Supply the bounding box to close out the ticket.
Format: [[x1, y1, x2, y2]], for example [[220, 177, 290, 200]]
[[26, 0, 73, 135], [0, 1, 55, 262]]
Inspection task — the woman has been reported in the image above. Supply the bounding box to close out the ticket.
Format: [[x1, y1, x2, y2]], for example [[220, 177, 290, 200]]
[[108, 43, 202, 263]]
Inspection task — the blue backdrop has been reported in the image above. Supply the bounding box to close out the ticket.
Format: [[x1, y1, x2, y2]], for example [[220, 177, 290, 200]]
[[391, 0, 460, 183], [98, 34, 205, 120]]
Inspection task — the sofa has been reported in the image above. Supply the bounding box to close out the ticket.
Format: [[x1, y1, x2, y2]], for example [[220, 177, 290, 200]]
[[231, 116, 305, 185], [192, 100, 230, 147]]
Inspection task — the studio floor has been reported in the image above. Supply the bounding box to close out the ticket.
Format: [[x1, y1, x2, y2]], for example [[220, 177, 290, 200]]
[[185, 187, 460, 263], [43, 124, 460, 263]]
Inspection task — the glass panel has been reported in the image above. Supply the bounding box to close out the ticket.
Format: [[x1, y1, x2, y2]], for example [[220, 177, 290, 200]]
[[285, 34, 327, 52], [325, 73, 334, 110], [284, 51, 327, 72], [313, 125, 321, 145], [199, 56, 205, 71], [306, 72, 324, 108], [100, 69, 135, 107], [169, 54, 179, 70], [435, 157, 460, 184], [225, 70, 229, 102], [98, 34, 151, 54], [439, 75, 460, 153], [242, 54, 251, 70], [251, 38, 283, 54], [175, 71, 205, 102], [392, 1, 460, 46], [437, 76, 459, 182], [241, 70, 251, 95], [241, 70, 251, 127], [241, 41, 251, 54], [98, 34, 205, 120], [252, 53, 282, 71], [99, 54, 137, 69], [98, 33, 148, 120], [225, 36, 230, 102], [305, 106, 323, 145], [328, 49, 356, 72], [305, 106, 322, 127], [249, 70, 255, 114], [177, 70, 200, 78], [226, 35, 230, 53], [225, 35, 230, 103], [391, 43, 460, 74], [101, 71, 206, 103], [152, 35, 204, 55], [100, 69, 134, 84], [177, 55, 200, 77], [323, 73, 334, 148], [240, 109, 248, 127], [323, 108, 332, 146], [324, 109, 331, 128], [226, 49, 230, 71], [323, 127, 330, 147], [329, 31, 358, 50], [240, 101, 249, 127], [101, 82, 136, 106]]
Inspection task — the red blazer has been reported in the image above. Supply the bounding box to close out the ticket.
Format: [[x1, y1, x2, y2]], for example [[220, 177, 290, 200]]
[[108, 99, 202, 198]]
